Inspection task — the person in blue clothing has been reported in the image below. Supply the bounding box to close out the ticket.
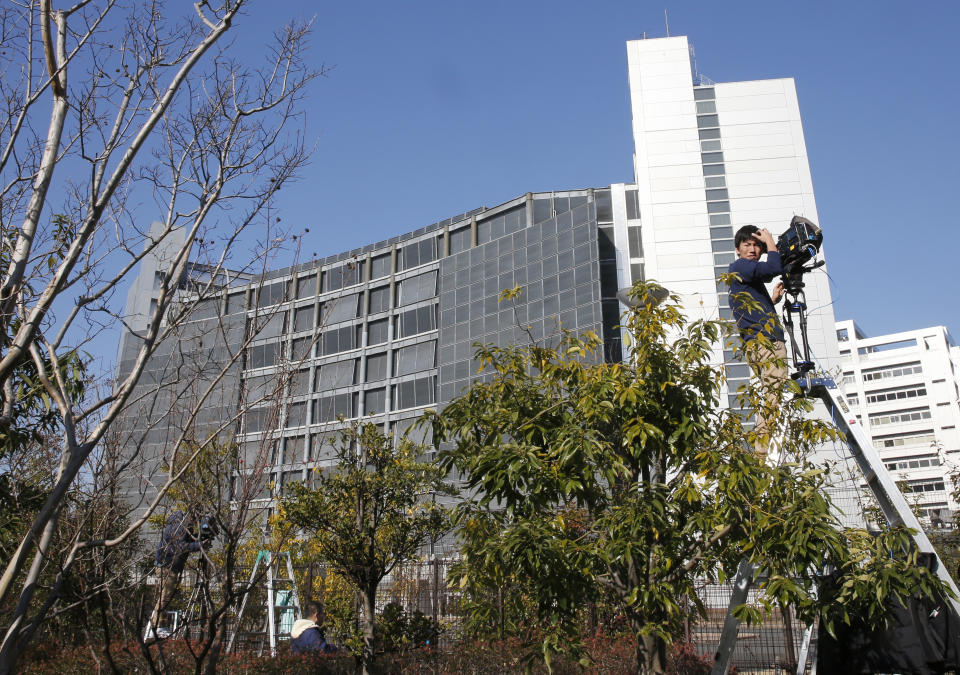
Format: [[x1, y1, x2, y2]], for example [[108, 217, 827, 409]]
[[727, 225, 787, 457], [150, 510, 204, 637], [290, 600, 336, 654]]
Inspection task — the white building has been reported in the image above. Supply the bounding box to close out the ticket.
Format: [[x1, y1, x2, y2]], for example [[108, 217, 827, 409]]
[[621, 36, 840, 407], [836, 319, 960, 520]]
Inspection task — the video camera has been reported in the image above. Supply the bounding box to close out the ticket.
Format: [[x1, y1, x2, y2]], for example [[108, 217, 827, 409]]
[[195, 514, 219, 541], [776, 216, 823, 293], [774, 216, 824, 376]]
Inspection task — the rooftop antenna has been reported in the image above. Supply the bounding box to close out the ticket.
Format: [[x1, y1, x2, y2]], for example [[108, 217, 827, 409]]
[[664, 9, 670, 37]]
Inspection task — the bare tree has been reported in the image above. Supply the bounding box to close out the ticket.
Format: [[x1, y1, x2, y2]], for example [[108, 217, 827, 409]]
[[0, 1, 320, 669]]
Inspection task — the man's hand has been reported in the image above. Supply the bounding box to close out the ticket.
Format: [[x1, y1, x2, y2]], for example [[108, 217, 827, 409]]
[[754, 228, 777, 253], [771, 281, 785, 304]]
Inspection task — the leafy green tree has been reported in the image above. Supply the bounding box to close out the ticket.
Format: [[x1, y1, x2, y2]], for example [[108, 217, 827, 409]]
[[428, 282, 949, 675], [282, 422, 453, 675]]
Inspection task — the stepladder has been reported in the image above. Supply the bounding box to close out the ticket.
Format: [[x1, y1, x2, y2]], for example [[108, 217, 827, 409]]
[[710, 376, 960, 675], [227, 551, 301, 656]]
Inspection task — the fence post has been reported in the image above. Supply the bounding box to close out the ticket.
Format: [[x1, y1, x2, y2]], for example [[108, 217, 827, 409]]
[[432, 557, 440, 625]]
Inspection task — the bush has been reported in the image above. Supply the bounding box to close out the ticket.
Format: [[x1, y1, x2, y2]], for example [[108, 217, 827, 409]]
[[18, 640, 355, 674], [17, 634, 711, 674], [378, 601, 442, 653]]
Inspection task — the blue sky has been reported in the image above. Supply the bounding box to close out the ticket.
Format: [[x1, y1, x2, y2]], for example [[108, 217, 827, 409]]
[[237, 0, 959, 340]]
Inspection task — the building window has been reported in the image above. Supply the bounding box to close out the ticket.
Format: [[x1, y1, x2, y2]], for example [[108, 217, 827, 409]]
[[858, 338, 916, 355], [368, 286, 390, 314], [244, 406, 276, 433], [627, 226, 643, 259], [322, 294, 361, 324], [370, 253, 391, 280], [292, 369, 310, 396], [243, 373, 279, 405], [395, 305, 437, 339], [396, 271, 437, 307], [247, 342, 280, 369], [862, 362, 923, 382], [873, 431, 937, 449], [625, 189, 640, 220], [315, 359, 357, 391], [321, 325, 360, 356], [322, 260, 364, 293], [394, 341, 436, 377], [705, 188, 729, 201], [903, 479, 945, 494], [393, 375, 436, 410], [365, 352, 388, 382], [368, 318, 389, 345], [697, 114, 719, 128], [865, 384, 927, 405], [885, 455, 941, 472], [597, 226, 616, 261], [868, 408, 932, 427], [282, 436, 305, 465], [256, 281, 289, 308], [226, 291, 246, 314], [398, 238, 437, 271], [293, 306, 315, 333], [365, 388, 387, 415], [312, 392, 358, 423], [286, 401, 307, 428], [836, 328, 849, 342], [291, 337, 313, 361], [693, 87, 715, 101], [296, 274, 316, 300]]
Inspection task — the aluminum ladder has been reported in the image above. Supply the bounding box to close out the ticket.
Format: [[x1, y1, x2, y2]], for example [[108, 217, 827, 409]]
[[227, 550, 302, 656], [710, 376, 960, 675]]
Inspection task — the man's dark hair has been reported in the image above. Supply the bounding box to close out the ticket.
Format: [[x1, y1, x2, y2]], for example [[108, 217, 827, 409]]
[[303, 600, 323, 621], [734, 224, 766, 252]]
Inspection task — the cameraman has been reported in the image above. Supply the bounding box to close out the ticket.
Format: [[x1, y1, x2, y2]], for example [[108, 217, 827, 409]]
[[150, 510, 206, 637], [727, 225, 788, 457]]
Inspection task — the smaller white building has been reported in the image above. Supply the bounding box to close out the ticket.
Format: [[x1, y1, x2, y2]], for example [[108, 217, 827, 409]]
[[835, 320, 960, 522]]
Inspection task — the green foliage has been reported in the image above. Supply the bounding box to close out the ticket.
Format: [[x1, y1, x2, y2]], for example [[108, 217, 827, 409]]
[[283, 423, 453, 593], [281, 422, 454, 673], [428, 281, 951, 674], [0, 347, 86, 459], [377, 601, 441, 653]]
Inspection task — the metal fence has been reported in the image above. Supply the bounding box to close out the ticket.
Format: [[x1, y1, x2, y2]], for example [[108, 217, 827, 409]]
[[193, 557, 820, 671]]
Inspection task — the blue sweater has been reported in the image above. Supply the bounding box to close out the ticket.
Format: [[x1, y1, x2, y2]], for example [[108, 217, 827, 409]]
[[727, 252, 785, 343], [155, 512, 202, 574]]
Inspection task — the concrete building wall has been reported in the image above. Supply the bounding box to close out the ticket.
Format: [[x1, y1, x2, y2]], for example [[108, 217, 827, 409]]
[[836, 319, 960, 520], [625, 35, 840, 411]]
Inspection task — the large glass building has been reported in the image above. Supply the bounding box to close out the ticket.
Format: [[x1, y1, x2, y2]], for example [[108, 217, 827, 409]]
[[115, 188, 643, 507]]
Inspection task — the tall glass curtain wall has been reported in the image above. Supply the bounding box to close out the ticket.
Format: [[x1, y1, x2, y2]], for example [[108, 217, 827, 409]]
[[233, 191, 609, 495]]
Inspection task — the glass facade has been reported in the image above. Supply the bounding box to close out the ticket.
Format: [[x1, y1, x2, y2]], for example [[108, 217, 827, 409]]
[[116, 189, 618, 501]]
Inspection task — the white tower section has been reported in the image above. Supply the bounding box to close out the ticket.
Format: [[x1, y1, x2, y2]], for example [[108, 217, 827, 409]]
[[625, 36, 840, 375]]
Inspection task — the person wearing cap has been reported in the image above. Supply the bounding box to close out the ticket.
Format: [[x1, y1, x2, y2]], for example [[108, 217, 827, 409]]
[[727, 225, 787, 457]]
